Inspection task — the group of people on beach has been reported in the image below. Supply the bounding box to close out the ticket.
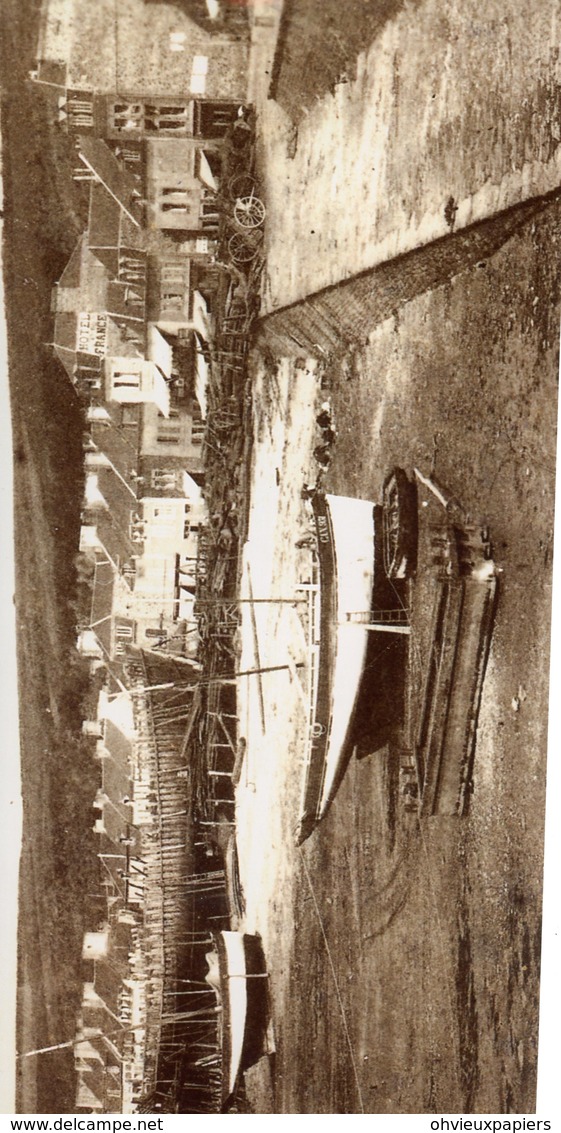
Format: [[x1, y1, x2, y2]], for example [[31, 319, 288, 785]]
[[312, 401, 337, 470]]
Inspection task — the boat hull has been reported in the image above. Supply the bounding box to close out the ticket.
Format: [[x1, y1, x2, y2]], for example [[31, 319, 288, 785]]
[[298, 492, 377, 844], [208, 931, 269, 1107]]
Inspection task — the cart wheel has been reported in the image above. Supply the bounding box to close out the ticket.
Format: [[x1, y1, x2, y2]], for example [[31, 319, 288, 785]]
[[234, 195, 266, 229], [228, 173, 260, 201], [228, 233, 258, 265]]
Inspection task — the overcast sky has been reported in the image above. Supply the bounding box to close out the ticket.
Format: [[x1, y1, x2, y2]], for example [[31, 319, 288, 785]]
[[0, 160, 23, 1115]]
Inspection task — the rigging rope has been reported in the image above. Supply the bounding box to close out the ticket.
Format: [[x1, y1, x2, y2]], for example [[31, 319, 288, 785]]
[[298, 847, 366, 1114]]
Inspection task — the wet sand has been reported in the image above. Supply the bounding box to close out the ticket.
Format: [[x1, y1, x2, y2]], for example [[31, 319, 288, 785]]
[[233, 195, 556, 1112]]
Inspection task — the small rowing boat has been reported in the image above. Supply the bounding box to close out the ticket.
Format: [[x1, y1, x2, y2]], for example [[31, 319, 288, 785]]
[[204, 931, 270, 1107]]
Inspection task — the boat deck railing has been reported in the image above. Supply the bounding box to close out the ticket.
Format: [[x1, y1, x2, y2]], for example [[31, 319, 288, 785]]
[[295, 552, 320, 782]]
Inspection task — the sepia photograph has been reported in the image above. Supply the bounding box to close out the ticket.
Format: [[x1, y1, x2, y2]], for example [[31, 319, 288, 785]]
[[0, 0, 559, 1116]]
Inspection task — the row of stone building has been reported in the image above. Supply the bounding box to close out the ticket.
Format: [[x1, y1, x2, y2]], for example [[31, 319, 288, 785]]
[[33, 0, 255, 1110], [40, 0, 254, 660]]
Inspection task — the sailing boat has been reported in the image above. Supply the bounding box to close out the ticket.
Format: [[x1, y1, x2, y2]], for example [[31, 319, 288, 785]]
[[299, 491, 384, 843], [297, 476, 417, 844]]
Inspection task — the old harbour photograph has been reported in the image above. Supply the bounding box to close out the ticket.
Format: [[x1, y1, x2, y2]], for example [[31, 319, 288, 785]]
[[1, 0, 560, 1117]]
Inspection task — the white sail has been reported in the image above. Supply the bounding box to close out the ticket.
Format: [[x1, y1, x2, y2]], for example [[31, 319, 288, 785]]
[[319, 495, 376, 815]]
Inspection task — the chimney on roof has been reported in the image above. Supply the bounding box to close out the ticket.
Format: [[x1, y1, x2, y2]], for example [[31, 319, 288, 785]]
[[82, 719, 103, 737]]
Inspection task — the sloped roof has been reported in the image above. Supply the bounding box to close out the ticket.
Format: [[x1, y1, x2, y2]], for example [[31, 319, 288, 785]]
[[53, 305, 77, 344], [76, 1074, 104, 1111], [97, 840, 128, 904], [89, 557, 115, 639], [78, 137, 142, 227], [144, 0, 249, 36], [52, 348, 78, 381], [91, 247, 120, 277], [106, 279, 145, 321], [54, 238, 110, 315], [104, 719, 133, 781], [90, 409, 141, 481], [80, 550, 129, 666], [88, 512, 135, 591], [89, 181, 122, 251], [58, 236, 85, 289], [96, 465, 137, 544]]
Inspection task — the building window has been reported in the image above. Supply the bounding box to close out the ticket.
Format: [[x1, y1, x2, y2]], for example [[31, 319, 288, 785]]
[[112, 102, 143, 133], [66, 96, 94, 129], [156, 413, 181, 441], [162, 187, 188, 199], [145, 104, 189, 133], [158, 188, 198, 229], [169, 30, 186, 52], [157, 433, 181, 445], [120, 406, 138, 426], [115, 143, 142, 167], [119, 253, 145, 285], [110, 101, 189, 136], [115, 622, 134, 641], [114, 621, 135, 655], [201, 197, 219, 217], [161, 290, 184, 312], [113, 370, 140, 388], [191, 402, 205, 443], [122, 284, 144, 309], [194, 100, 239, 139], [161, 261, 186, 285], [78, 374, 102, 392], [159, 260, 187, 315], [200, 194, 219, 232], [162, 201, 189, 214], [151, 469, 179, 490]]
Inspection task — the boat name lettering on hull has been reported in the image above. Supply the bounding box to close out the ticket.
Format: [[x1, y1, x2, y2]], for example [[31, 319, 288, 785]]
[[316, 514, 330, 543]]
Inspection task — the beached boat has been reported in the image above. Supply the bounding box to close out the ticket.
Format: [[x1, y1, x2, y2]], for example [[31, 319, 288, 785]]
[[296, 466, 500, 841], [297, 490, 400, 844], [204, 931, 270, 1107], [399, 469, 499, 818]]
